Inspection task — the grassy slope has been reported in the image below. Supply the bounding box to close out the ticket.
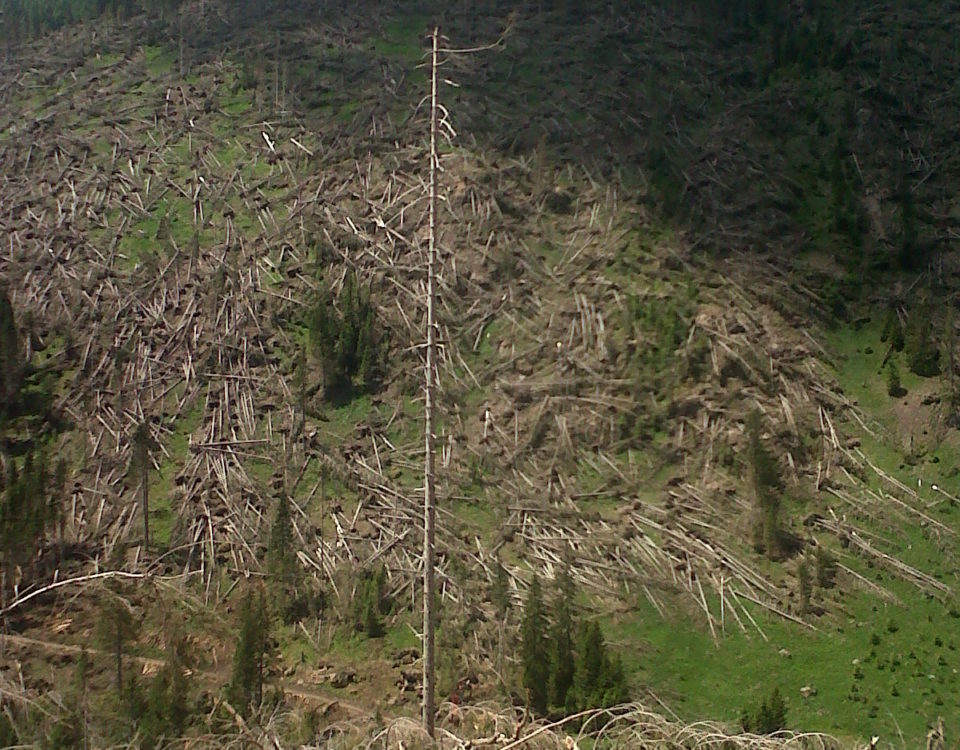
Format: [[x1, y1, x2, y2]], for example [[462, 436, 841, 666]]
[[3, 1, 960, 746]]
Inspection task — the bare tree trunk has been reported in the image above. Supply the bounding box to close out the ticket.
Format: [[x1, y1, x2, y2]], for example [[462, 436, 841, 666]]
[[422, 25, 440, 741], [141, 467, 149, 551], [115, 632, 123, 694], [319, 468, 325, 619], [0, 566, 6, 659], [178, 13, 184, 79]]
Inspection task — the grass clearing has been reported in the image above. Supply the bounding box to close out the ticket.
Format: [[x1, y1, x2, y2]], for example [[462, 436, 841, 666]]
[[611, 577, 960, 744]]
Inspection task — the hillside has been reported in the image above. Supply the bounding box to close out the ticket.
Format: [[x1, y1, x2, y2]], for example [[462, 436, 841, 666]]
[[2, 1, 960, 748]]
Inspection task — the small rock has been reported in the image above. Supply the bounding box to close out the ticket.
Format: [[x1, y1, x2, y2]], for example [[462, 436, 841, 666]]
[[800, 685, 817, 698], [779, 648, 792, 658], [329, 670, 356, 689]]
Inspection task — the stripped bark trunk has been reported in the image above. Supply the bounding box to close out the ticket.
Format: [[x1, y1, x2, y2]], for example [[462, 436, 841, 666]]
[[422, 25, 440, 740]]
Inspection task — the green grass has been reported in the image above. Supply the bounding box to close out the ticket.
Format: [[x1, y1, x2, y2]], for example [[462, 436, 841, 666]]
[[372, 12, 432, 64], [326, 621, 413, 663], [143, 45, 176, 76], [610, 578, 960, 744], [149, 404, 203, 548], [599, 313, 960, 745]]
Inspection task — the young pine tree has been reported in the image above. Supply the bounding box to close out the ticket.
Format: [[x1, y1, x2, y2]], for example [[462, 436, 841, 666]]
[[140, 631, 191, 750], [266, 492, 296, 621], [519, 575, 550, 715], [95, 595, 138, 696], [491, 560, 511, 620], [572, 620, 628, 711], [0, 290, 22, 414], [886, 359, 902, 397], [904, 303, 940, 377], [746, 410, 784, 559], [797, 557, 811, 614], [227, 585, 269, 717], [548, 566, 576, 712], [741, 685, 788, 734], [815, 545, 837, 589]]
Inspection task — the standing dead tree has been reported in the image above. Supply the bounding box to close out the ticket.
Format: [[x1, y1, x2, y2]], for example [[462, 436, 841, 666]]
[[422, 25, 440, 739], [420, 22, 508, 738]]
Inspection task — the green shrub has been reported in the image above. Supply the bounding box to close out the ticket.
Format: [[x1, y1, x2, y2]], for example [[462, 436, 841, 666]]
[[905, 305, 940, 377], [305, 272, 385, 397], [227, 586, 270, 716], [741, 686, 787, 734], [886, 359, 903, 396], [352, 566, 389, 638], [815, 545, 837, 589]]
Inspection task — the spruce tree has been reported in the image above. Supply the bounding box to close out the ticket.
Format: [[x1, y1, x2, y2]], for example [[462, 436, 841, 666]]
[[0, 290, 22, 414], [905, 303, 940, 377], [797, 557, 811, 614], [572, 620, 628, 711], [140, 630, 190, 750], [491, 560, 511, 619], [353, 566, 388, 638], [95, 596, 138, 696], [886, 359, 902, 397], [227, 585, 269, 717], [519, 575, 550, 714], [815, 545, 836, 589], [574, 620, 604, 708], [746, 410, 784, 559], [267, 492, 296, 620], [0, 711, 16, 749], [741, 685, 788, 734], [1, 448, 53, 600], [548, 566, 576, 711]]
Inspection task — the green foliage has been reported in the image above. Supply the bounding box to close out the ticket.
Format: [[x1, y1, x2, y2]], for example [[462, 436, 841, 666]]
[[827, 140, 867, 260], [131, 420, 157, 548], [519, 575, 550, 714], [267, 492, 297, 621], [1, 448, 56, 591], [570, 620, 629, 712], [797, 557, 811, 614], [227, 585, 269, 717], [139, 632, 191, 750], [548, 566, 575, 711], [815, 545, 837, 589], [624, 292, 692, 375], [305, 272, 385, 397], [491, 560, 511, 620], [94, 595, 138, 696], [0, 711, 18, 749], [352, 566, 389, 638], [741, 685, 788, 734], [881, 309, 905, 352], [904, 303, 940, 377], [0, 290, 22, 415], [886, 359, 902, 397], [45, 713, 84, 750], [895, 182, 922, 271], [746, 411, 784, 559], [0, 0, 185, 46], [519, 572, 627, 717]]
